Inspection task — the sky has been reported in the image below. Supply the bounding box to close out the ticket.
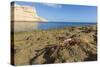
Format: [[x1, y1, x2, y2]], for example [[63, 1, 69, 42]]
[[13, 1, 97, 23]]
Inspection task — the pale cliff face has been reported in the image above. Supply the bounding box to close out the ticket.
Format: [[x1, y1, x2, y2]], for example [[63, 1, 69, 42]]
[[11, 3, 47, 32], [11, 4, 47, 22]]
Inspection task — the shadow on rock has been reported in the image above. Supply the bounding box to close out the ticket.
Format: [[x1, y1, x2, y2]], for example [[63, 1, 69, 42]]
[[84, 52, 97, 61], [29, 44, 58, 64]]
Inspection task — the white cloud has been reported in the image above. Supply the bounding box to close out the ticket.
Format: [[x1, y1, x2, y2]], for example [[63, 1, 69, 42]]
[[42, 3, 62, 8]]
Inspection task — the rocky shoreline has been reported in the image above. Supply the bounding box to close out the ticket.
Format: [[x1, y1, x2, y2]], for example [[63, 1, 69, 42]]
[[11, 25, 97, 65]]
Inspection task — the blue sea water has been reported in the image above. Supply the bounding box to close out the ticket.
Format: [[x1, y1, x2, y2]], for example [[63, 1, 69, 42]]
[[13, 22, 97, 32], [38, 22, 96, 30]]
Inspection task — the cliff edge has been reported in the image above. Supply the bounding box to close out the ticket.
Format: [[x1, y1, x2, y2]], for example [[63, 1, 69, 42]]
[[11, 3, 47, 22]]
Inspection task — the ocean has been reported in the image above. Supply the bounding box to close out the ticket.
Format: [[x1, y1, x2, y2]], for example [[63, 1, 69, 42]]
[[38, 22, 96, 30], [12, 22, 97, 32]]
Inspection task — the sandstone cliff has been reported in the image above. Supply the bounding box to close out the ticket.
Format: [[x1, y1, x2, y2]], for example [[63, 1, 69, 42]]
[[11, 3, 47, 32], [11, 4, 47, 22]]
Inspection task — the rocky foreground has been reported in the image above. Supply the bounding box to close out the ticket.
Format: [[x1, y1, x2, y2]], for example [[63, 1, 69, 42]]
[[11, 25, 97, 65]]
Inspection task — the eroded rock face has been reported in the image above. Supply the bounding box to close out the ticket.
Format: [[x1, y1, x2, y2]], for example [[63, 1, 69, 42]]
[[11, 3, 47, 22], [11, 3, 47, 32]]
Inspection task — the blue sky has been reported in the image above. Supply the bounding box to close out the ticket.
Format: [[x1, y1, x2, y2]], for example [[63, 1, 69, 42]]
[[13, 1, 97, 23]]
